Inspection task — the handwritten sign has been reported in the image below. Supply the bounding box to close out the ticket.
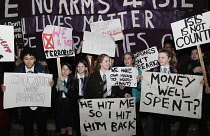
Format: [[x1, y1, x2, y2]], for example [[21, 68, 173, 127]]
[[0, 25, 14, 62], [82, 31, 115, 57], [140, 72, 203, 119], [79, 98, 136, 136], [107, 67, 138, 87], [90, 19, 123, 41], [42, 25, 74, 59], [3, 73, 52, 109], [134, 46, 159, 71], [171, 11, 210, 50]]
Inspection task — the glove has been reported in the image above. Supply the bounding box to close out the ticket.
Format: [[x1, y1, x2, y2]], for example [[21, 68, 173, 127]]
[[56, 78, 68, 93]]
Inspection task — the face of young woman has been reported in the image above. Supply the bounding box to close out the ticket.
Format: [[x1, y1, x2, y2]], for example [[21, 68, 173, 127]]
[[158, 52, 171, 67], [77, 62, 87, 74], [124, 54, 134, 67], [61, 65, 71, 78], [100, 56, 110, 71], [23, 54, 36, 69], [191, 49, 199, 60]]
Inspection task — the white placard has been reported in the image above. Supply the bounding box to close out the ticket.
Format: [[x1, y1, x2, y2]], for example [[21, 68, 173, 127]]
[[107, 67, 138, 87], [3, 73, 52, 109], [82, 31, 115, 57], [140, 72, 203, 119], [42, 25, 74, 59], [134, 46, 159, 71], [90, 19, 123, 41], [0, 25, 14, 62], [171, 11, 210, 50], [79, 98, 136, 136]]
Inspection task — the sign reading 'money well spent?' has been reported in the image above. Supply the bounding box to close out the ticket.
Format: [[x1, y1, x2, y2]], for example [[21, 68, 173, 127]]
[[79, 98, 136, 136], [82, 31, 115, 57], [3, 73, 52, 109], [90, 19, 123, 41], [42, 25, 74, 59], [0, 25, 14, 62], [140, 72, 203, 119], [171, 11, 210, 50], [107, 67, 138, 87], [134, 46, 159, 71]]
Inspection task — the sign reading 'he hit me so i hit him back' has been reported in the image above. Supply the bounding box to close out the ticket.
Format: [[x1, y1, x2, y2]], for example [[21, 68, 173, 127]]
[[3, 73, 53, 109], [79, 97, 136, 136], [140, 72, 203, 119], [42, 25, 74, 59], [171, 11, 210, 50]]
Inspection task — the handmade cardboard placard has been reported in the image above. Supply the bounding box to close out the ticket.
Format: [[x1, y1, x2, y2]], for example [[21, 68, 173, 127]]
[[42, 25, 74, 59], [90, 19, 123, 41], [0, 25, 14, 62], [3, 73, 52, 109], [140, 72, 203, 119], [79, 97, 136, 136]]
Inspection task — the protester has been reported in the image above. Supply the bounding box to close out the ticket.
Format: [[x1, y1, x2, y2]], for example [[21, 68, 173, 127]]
[[74, 59, 89, 136], [1, 48, 54, 136], [76, 40, 97, 75], [52, 62, 79, 136], [0, 66, 11, 136], [152, 48, 177, 136], [84, 54, 112, 99], [176, 47, 210, 136], [113, 52, 144, 136]]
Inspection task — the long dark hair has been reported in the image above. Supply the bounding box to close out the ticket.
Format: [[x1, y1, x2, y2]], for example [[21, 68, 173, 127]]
[[61, 62, 73, 80]]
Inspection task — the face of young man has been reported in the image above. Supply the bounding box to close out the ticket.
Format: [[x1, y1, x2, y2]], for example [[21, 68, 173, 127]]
[[23, 54, 36, 69]]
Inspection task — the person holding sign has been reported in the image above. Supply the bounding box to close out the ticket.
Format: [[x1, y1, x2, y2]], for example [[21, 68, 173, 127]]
[[152, 49, 177, 136], [113, 52, 144, 136], [176, 47, 210, 136], [53, 62, 79, 136], [2, 48, 54, 136], [74, 59, 89, 136], [0, 66, 11, 136], [84, 54, 112, 99], [76, 40, 97, 75]]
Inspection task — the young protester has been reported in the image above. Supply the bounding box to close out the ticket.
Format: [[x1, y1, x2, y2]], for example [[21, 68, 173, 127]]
[[113, 52, 144, 136], [2, 48, 54, 136], [0, 66, 11, 136], [176, 47, 210, 136], [84, 54, 112, 99], [53, 62, 79, 136], [75, 40, 97, 75], [152, 48, 177, 136], [74, 59, 89, 136]]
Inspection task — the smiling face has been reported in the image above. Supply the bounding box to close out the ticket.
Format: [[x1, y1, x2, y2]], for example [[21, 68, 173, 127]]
[[124, 54, 134, 67], [61, 65, 71, 78], [77, 62, 87, 75], [100, 56, 110, 71], [158, 52, 171, 67], [23, 54, 36, 69]]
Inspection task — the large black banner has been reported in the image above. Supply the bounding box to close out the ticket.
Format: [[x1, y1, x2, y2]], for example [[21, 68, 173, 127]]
[[0, 0, 208, 65]]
